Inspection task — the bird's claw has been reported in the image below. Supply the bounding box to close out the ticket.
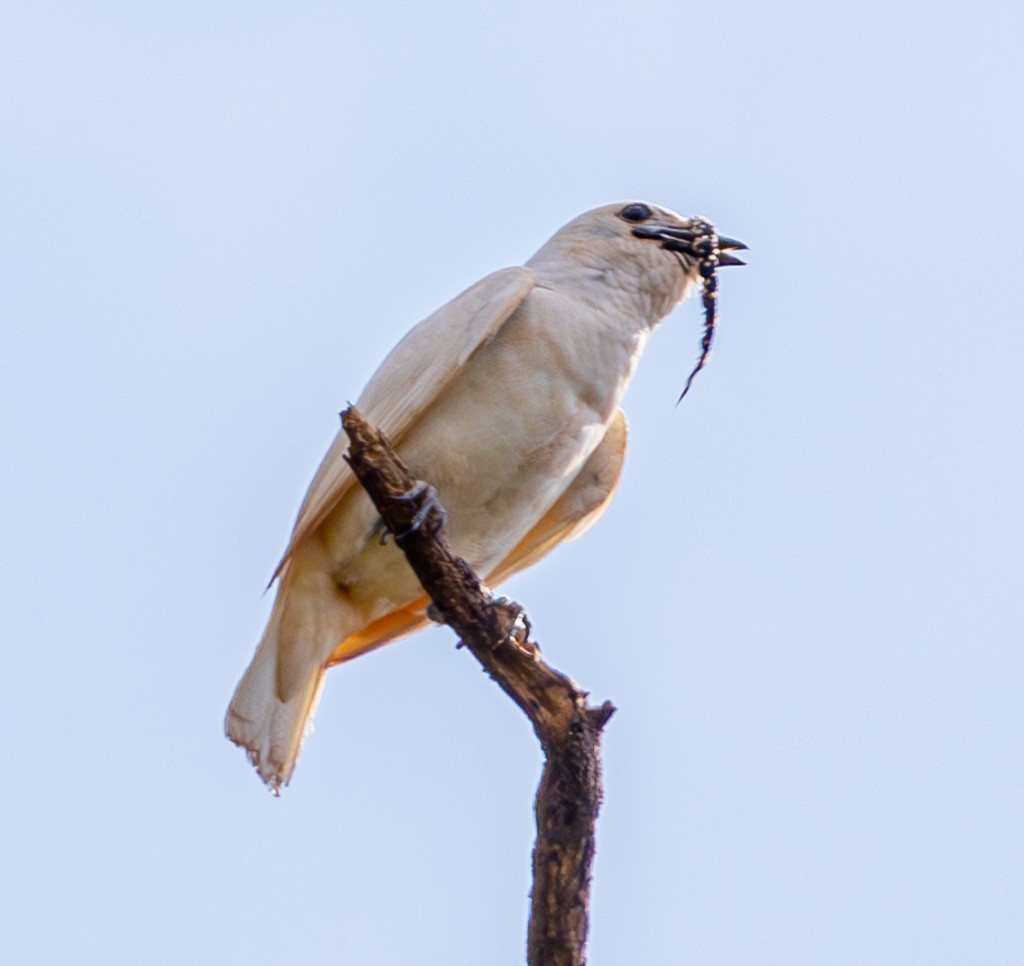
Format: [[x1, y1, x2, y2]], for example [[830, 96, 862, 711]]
[[377, 481, 446, 544], [493, 596, 535, 653]]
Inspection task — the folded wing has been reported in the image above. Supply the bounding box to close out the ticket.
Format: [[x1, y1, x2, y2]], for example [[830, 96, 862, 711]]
[[272, 266, 538, 581]]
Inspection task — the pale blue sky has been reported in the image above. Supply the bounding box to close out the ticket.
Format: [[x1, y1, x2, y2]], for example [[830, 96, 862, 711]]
[[2, 2, 1022, 964]]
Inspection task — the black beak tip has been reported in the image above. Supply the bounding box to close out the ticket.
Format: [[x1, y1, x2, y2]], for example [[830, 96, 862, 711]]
[[717, 252, 746, 267], [716, 235, 748, 252]]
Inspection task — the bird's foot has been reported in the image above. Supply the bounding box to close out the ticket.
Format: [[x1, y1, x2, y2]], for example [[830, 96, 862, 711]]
[[376, 481, 446, 544], [493, 597, 537, 656]]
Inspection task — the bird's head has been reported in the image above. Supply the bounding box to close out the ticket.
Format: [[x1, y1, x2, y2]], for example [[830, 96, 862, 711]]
[[527, 201, 745, 318], [527, 202, 747, 400]]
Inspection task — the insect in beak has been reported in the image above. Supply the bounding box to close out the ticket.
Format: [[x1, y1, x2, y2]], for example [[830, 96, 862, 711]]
[[633, 220, 748, 402]]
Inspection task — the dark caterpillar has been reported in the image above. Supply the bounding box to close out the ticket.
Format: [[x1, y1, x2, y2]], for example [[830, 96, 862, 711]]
[[631, 217, 747, 403]]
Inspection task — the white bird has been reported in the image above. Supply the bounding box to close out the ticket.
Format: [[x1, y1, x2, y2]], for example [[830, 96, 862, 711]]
[[225, 201, 746, 793]]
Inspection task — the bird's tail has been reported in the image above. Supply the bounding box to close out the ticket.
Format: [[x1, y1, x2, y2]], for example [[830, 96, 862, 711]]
[[224, 595, 328, 795]]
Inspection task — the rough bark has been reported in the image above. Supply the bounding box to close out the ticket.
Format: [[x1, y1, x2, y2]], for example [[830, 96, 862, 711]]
[[341, 406, 614, 966]]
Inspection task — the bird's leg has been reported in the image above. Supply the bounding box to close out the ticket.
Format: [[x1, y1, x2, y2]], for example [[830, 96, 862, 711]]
[[391, 481, 446, 543], [493, 597, 539, 655], [443, 594, 537, 655], [373, 481, 445, 545]]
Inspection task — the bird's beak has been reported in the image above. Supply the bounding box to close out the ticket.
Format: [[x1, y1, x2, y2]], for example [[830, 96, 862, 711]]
[[716, 250, 747, 267], [632, 224, 748, 266]]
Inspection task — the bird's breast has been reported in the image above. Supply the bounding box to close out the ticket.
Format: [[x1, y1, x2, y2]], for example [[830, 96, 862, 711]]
[[392, 291, 645, 572]]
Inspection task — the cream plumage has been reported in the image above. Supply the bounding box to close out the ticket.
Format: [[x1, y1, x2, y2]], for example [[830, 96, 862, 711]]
[[225, 201, 745, 792]]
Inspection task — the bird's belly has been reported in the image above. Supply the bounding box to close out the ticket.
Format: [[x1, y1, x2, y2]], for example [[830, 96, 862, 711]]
[[403, 396, 603, 574], [320, 360, 608, 617], [318, 303, 631, 619]]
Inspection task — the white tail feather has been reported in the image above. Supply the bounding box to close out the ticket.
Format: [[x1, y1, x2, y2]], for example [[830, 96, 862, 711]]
[[224, 602, 327, 795]]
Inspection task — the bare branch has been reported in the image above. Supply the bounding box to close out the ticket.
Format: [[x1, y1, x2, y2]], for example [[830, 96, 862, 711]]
[[342, 405, 614, 966]]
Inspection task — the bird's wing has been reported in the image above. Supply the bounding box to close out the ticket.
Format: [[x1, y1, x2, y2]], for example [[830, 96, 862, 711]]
[[272, 266, 538, 581], [485, 408, 628, 586]]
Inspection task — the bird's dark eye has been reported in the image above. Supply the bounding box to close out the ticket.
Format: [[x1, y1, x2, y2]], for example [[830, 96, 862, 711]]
[[619, 203, 653, 222]]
